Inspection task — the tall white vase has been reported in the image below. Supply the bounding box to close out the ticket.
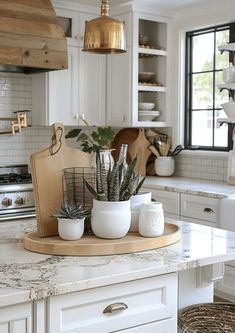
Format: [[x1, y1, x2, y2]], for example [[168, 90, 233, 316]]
[[130, 192, 152, 232], [91, 199, 131, 239]]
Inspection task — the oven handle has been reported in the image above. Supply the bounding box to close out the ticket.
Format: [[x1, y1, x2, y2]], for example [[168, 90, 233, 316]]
[[0, 211, 36, 221]]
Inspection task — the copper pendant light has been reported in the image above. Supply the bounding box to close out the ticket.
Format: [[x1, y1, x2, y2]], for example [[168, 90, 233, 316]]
[[82, 0, 126, 54]]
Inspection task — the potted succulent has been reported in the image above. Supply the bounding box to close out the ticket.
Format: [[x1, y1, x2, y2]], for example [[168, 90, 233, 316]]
[[85, 153, 145, 239], [53, 202, 90, 241], [65, 119, 115, 170]]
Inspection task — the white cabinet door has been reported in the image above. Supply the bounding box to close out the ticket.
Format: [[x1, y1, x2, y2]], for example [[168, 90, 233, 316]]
[[107, 47, 132, 127], [32, 46, 79, 126], [79, 50, 106, 126], [48, 46, 79, 125], [0, 302, 32, 333]]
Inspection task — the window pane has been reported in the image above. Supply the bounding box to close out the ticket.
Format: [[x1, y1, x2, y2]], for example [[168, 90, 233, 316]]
[[192, 32, 214, 72], [215, 71, 229, 108], [214, 110, 228, 147], [191, 111, 213, 146], [192, 72, 213, 109], [215, 30, 229, 70]]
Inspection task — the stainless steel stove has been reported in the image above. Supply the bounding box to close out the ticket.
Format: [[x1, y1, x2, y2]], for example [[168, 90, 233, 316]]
[[0, 164, 35, 221]]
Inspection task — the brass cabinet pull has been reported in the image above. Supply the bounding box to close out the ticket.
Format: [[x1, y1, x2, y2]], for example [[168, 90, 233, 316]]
[[103, 302, 128, 314], [204, 207, 214, 213]]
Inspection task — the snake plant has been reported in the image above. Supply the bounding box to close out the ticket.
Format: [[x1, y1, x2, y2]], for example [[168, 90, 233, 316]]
[[53, 202, 90, 219], [85, 152, 145, 201]]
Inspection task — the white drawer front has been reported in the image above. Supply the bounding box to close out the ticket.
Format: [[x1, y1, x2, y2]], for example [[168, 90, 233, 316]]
[[181, 194, 218, 223], [143, 188, 180, 216], [116, 317, 176, 332], [48, 273, 177, 333]]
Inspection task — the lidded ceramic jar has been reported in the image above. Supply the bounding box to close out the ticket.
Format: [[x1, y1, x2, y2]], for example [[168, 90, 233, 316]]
[[139, 202, 164, 237]]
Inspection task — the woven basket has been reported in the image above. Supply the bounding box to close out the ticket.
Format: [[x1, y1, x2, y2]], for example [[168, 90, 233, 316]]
[[178, 303, 235, 333]]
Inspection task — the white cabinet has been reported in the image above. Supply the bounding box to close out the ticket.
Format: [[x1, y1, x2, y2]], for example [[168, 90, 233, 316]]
[[180, 194, 218, 227], [47, 273, 177, 333], [32, 46, 79, 126], [32, 7, 106, 127], [145, 188, 180, 219], [135, 13, 171, 127], [107, 47, 132, 126], [107, 11, 171, 128], [0, 302, 32, 333]]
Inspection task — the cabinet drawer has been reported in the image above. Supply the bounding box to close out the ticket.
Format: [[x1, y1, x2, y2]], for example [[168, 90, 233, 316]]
[[181, 194, 218, 223], [48, 273, 177, 333], [116, 317, 176, 332], [144, 188, 180, 216]]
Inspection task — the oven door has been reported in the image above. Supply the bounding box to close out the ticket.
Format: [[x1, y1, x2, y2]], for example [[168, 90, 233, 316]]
[[0, 207, 36, 221]]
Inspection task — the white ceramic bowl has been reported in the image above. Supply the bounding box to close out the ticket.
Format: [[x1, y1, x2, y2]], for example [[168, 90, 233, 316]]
[[138, 102, 155, 110], [221, 102, 235, 118]]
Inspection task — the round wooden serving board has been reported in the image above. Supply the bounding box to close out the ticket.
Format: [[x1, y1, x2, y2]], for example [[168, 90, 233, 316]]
[[23, 223, 180, 256]]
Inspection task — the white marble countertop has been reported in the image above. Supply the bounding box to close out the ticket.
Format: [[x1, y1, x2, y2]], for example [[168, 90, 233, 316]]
[[144, 176, 235, 198], [1, 218, 235, 307]]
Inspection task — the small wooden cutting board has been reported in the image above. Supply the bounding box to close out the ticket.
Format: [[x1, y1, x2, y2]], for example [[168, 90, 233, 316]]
[[30, 123, 90, 237]]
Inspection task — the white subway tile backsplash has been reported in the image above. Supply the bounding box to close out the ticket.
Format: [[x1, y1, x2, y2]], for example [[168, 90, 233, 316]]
[[0, 73, 229, 183], [175, 151, 228, 182]]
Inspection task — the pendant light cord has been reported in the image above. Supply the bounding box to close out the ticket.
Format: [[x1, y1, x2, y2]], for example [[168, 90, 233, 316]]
[[101, 0, 109, 17]]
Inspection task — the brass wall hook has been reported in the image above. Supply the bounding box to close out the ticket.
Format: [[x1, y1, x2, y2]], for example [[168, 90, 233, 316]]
[[0, 110, 30, 135]]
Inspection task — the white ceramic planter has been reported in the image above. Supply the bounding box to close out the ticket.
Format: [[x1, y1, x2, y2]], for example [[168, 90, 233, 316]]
[[58, 217, 85, 241], [130, 192, 152, 232], [155, 156, 175, 176], [139, 202, 164, 237], [91, 199, 131, 239]]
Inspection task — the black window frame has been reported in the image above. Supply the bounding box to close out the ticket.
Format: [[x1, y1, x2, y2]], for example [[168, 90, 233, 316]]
[[184, 23, 235, 151]]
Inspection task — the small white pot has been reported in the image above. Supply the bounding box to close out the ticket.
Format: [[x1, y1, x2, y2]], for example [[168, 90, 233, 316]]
[[58, 218, 85, 241], [91, 199, 131, 239], [139, 202, 164, 237], [155, 156, 175, 176], [130, 192, 152, 232]]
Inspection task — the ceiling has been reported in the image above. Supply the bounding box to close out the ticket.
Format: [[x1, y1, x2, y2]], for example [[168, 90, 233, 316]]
[[75, 0, 206, 12]]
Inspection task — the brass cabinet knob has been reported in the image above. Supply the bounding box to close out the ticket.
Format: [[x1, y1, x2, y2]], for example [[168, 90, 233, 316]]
[[103, 302, 128, 314]]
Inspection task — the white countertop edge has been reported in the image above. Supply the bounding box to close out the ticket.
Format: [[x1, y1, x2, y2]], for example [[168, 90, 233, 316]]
[[0, 289, 30, 307]]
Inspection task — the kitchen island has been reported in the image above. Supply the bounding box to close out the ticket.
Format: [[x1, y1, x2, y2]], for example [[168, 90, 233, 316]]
[[1, 218, 235, 332]]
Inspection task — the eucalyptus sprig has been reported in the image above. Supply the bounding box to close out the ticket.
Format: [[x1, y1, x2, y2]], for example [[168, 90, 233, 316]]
[[65, 118, 115, 153]]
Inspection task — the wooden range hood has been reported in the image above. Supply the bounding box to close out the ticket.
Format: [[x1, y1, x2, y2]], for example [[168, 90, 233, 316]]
[[0, 0, 68, 74]]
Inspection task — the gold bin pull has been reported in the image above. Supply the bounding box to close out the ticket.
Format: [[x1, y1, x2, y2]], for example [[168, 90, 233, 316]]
[[103, 302, 128, 314]]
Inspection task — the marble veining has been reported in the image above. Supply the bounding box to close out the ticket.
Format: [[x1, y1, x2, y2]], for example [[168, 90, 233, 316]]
[[144, 176, 235, 198], [0, 218, 235, 306]]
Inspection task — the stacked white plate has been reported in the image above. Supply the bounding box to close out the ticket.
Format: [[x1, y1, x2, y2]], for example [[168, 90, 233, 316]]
[[138, 110, 160, 121]]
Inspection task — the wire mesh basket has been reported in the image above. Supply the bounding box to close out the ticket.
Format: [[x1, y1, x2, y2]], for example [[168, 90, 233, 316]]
[[63, 167, 96, 234], [178, 302, 235, 333]]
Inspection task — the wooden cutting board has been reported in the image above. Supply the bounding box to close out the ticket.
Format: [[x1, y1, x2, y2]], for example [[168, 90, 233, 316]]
[[23, 223, 181, 256], [112, 128, 139, 163], [112, 128, 151, 175], [30, 123, 90, 237]]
